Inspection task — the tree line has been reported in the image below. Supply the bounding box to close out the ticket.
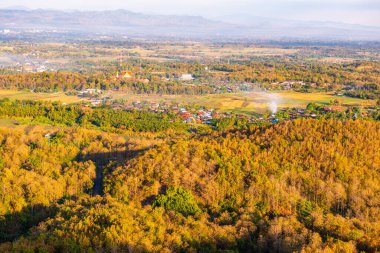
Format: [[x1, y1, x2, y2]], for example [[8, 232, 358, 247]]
[[0, 99, 187, 133], [0, 60, 379, 95]]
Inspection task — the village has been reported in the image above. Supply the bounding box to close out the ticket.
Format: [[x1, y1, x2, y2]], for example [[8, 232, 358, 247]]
[[73, 86, 371, 126], [68, 67, 374, 126], [15, 65, 376, 125]]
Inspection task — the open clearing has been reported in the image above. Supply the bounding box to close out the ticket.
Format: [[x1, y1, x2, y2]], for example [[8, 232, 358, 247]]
[[0, 118, 20, 128], [0, 90, 83, 103], [112, 91, 375, 114], [0, 89, 374, 114]]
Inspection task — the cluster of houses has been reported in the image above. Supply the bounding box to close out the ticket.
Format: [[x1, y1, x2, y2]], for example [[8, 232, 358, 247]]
[[77, 89, 106, 106], [21, 63, 51, 73], [177, 108, 215, 124], [69, 92, 376, 126], [212, 81, 256, 93], [271, 81, 309, 90], [118, 101, 218, 124], [8, 52, 55, 73], [86, 98, 220, 125], [281, 108, 317, 119], [78, 89, 103, 97], [128, 101, 161, 111]]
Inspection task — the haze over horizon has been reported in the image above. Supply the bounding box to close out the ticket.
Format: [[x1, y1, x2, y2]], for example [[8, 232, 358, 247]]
[[1, 0, 379, 27]]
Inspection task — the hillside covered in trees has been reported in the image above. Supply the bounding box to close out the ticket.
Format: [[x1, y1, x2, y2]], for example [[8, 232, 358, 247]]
[[0, 119, 379, 252]]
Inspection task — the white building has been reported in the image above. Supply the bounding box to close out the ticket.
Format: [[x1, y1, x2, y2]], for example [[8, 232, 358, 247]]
[[178, 74, 194, 81]]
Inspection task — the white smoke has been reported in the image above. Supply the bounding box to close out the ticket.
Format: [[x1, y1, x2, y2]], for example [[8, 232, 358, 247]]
[[245, 90, 282, 115], [270, 100, 278, 114], [267, 93, 281, 115]]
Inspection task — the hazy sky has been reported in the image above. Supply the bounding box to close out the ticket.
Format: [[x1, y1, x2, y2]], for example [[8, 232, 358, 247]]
[[1, 0, 379, 26]]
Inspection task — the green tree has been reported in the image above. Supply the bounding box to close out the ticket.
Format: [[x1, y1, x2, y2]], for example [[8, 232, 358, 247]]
[[153, 187, 201, 216]]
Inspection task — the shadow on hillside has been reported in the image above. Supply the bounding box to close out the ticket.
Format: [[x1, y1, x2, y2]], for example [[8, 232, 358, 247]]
[[79, 148, 152, 167], [78, 147, 153, 196], [0, 204, 57, 243], [0, 148, 154, 244], [0, 203, 275, 252]]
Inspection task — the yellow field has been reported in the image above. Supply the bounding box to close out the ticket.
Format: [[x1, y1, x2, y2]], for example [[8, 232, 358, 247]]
[[112, 91, 375, 114], [0, 90, 83, 103], [0, 89, 374, 114], [0, 118, 19, 127]]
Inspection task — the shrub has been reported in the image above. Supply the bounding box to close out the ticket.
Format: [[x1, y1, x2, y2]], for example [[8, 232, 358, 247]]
[[153, 186, 201, 216]]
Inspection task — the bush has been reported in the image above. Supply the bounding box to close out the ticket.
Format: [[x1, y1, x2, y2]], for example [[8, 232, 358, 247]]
[[153, 187, 201, 216]]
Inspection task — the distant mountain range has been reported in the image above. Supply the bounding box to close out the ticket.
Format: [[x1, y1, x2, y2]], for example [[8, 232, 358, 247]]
[[214, 14, 380, 41], [1, 9, 380, 41]]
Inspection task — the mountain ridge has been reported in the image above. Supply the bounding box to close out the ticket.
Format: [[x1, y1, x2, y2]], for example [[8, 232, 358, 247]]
[[1, 8, 380, 41]]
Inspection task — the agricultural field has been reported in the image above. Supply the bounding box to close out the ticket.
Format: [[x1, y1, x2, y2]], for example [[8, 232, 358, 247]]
[[0, 89, 374, 114], [112, 91, 375, 114], [0, 118, 20, 127], [0, 90, 83, 103]]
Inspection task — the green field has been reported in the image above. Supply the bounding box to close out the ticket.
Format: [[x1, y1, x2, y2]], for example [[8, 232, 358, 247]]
[[0, 118, 20, 127], [0, 90, 83, 103]]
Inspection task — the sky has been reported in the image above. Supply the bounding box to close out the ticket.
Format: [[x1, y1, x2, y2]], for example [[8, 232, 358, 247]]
[[1, 0, 379, 26]]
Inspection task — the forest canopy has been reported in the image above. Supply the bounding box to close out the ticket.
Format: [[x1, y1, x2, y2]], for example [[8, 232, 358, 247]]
[[0, 119, 379, 252]]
